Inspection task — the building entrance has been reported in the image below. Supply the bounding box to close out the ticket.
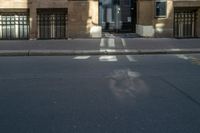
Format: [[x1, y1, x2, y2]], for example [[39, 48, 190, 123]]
[[99, 0, 136, 33]]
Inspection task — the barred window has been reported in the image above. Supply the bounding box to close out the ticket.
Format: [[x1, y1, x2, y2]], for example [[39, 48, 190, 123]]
[[0, 12, 29, 40], [37, 9, 67, 39]]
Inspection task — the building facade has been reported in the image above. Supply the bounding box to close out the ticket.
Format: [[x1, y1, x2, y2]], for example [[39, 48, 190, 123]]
[[0, 0, 199, 40]]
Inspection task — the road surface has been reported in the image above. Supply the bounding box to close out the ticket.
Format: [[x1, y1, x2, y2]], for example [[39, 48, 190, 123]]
[[0, 54, 200, 133]]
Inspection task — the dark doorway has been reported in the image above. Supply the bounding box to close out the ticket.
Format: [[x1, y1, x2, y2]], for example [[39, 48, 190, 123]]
[[174, 8, 197, 38], [99, 0, 136, 33]]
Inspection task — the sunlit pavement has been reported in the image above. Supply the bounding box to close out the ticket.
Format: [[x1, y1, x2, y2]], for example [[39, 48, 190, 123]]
[[0, 54, 200, 133]]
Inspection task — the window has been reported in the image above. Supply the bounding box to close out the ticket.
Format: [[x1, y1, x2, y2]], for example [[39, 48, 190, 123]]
[[0, 12, 29, 40], [174, 9, 196, 38], [155, 0, 167, 17], [37, 9, 67, 39]]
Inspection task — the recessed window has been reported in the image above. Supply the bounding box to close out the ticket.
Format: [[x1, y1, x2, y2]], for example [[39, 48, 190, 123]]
[[0, 12, 29, 40], [155, 0, 167, 17], [37, 9, 67, 39]]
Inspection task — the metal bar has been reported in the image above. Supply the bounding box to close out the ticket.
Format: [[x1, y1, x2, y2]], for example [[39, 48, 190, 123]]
[[194, 11, 196, 37], [173, 12, 176, 37], [177, 12, 179, 38], [190, 12, 192, 37]]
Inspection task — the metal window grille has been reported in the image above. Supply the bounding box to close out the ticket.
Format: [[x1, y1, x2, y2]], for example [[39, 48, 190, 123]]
[[37, 9, 67, 39], [174, 9, 196, 38], [0, 12, 29, 40]]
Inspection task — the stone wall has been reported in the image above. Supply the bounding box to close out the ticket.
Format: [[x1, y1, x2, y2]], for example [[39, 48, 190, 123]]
[[154, 0, 174, 38], [136, 0, 155, 37], [137, 0, 154, 25], [0, 0, 200, 38], [0, 0, 68, 8], [0, 0, 99, 39], [0, 0, 68, 39], [0, 0, 29, 8], [174, 0, 200, 7], [137, 0, 200, 38], [68, 0, 99, 38], [136, 0, 174, 37]]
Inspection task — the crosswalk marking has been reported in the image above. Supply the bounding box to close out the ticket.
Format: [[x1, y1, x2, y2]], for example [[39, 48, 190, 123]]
[[121, 38, 126, 48], [99, 56, 118, 62], [121, 38, 137, 62], [100, 38, 105, 47], [126, 55, 137, 62], [74, 56, 90, 60], [99, 38, 137, 62], [100, 38, 115, 48], [108, 38, 115, 48]]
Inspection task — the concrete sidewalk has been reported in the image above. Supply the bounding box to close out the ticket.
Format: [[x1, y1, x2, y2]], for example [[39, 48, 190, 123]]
[[0, 38, 200, 56]]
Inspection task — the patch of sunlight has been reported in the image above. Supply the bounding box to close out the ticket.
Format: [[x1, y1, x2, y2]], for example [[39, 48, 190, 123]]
[[108, 69, 149, 103], [73, 56, 90, 60], [191, 58, 200, 65], [126, 55, 137, 62], [99, 56, 117, 62], [170, 48, 181, 51], [128, 71, 140, 78], [155, 28, 164, 33], [176, 54, 190, 60], [176, 54, 200, 66]]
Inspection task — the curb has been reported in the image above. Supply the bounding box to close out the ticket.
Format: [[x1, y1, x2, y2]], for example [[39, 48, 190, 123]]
[[0, 50, 29, 56], [0, 49, 200, 56]]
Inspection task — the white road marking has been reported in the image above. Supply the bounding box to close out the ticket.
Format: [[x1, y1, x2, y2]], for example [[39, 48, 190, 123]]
[[126, 55, 137, 62], [121, 38, 137, 62], [99, 56, 118, 62], [121, 38, 126, 48], [100, 38, 105, 47], [108, 38, 115, 48], [74, 56, 90, 60], [176, 54, 190, 60]]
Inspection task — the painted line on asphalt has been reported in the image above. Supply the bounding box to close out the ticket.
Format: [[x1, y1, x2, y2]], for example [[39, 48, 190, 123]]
[[99, 55, 118, 62], [100, 38, 105, 47], [121, 38, 137, 62], [99, 38, 118, 62], [126, 55, 137, 62], [108, 38, 115, 48]]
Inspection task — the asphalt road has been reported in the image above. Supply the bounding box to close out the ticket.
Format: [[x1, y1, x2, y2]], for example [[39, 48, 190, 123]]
[[0, 54, 200, 133]]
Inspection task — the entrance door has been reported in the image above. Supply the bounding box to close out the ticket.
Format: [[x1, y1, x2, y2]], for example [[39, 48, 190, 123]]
[[99, 0, 136, 33]]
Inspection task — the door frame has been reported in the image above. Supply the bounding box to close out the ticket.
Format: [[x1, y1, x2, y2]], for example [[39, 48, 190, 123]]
[[99, 0, 137, 33]]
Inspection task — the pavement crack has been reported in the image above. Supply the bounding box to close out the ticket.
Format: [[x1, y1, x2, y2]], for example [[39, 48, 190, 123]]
[[160, 77, 200, 108]]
